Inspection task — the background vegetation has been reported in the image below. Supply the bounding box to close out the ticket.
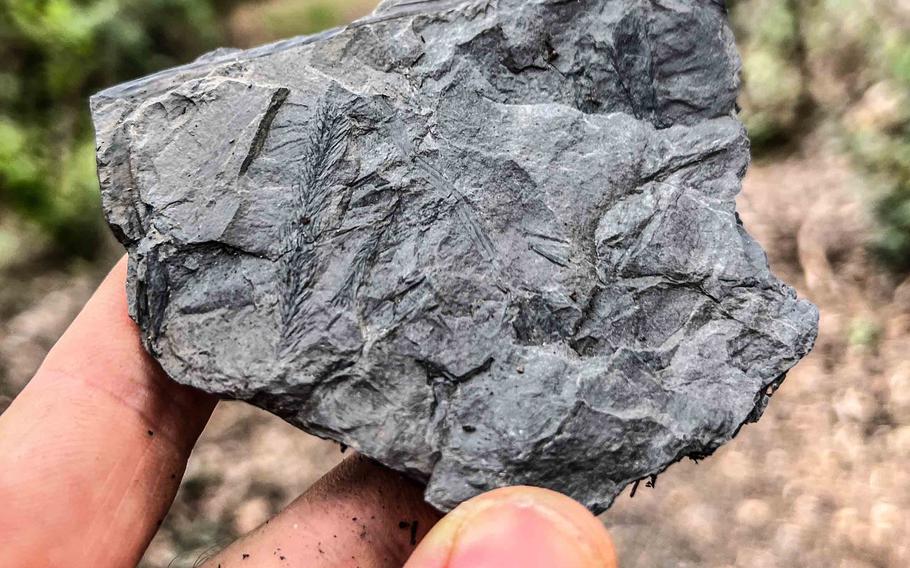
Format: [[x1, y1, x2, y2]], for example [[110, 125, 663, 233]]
[[2, 2, 910, 566], [0, 0, 371, 261], [2, 0, 909, 269], [731, 0, 910, 269]]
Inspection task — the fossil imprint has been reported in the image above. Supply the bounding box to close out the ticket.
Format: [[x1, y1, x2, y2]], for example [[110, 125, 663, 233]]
[[92, 0, 818, 512]]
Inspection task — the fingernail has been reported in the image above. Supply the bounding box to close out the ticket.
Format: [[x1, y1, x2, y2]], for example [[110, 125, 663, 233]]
[[405, 487, 616, 568]]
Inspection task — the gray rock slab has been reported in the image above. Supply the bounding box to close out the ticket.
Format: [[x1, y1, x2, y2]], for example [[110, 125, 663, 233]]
[[91, 0, 819, 513]]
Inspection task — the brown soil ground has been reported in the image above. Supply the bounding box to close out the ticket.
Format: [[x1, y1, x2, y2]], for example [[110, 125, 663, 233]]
[[2, 138, 908, 567]]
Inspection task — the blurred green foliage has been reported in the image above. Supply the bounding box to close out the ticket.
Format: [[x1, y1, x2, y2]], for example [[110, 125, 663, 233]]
[[0, 0, 243, 257], [848, 316, 883, 350], [731, 0, 910, 270], [3, 0, 910, 270], [229, 0, 376, 45], [731, 0, 809, 148], [259, 2, 340, 37], [0, 0, 372, 261]]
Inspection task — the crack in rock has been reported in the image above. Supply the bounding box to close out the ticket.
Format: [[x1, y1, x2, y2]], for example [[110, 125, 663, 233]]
[[91, 0, 819, 513]]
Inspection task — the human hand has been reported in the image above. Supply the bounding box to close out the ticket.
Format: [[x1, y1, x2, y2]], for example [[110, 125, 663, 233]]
[[0, 257, 617, 567]]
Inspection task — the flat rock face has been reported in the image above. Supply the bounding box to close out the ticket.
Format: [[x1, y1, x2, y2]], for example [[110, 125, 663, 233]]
[[92, 0, 819, 513]]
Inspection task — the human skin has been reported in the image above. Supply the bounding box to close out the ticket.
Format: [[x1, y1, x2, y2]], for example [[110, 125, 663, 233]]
[[0, 257, 617, 568]]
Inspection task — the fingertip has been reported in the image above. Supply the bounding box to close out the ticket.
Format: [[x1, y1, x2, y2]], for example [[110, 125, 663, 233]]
[[404, 486, 617, 568], [0, 254, 217, 567]]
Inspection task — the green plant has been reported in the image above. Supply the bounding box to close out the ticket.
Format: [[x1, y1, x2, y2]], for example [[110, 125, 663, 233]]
[[730, 0, 810, 151], [848, 316, 883, 349], [732, 0, 910, 271], [0, 0, 239, 258]]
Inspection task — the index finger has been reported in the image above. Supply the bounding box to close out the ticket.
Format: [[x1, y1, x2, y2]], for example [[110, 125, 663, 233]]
[[0, 256, 217, 568]]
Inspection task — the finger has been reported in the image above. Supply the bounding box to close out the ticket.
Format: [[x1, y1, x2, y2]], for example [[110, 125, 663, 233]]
[[201, 455, 443, 567], [404, 486, 618, 568], [0, 256, 217, 568]]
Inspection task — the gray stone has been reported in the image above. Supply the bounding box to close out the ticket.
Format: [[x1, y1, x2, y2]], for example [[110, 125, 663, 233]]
[[91, 0, 818, 513]]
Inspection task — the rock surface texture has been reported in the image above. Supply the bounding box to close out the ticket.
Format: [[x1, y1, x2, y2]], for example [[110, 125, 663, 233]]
[[92, 0, 819, 513]]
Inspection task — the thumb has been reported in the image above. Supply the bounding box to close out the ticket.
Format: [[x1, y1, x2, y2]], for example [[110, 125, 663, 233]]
[[404, 487, 618, 568]]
